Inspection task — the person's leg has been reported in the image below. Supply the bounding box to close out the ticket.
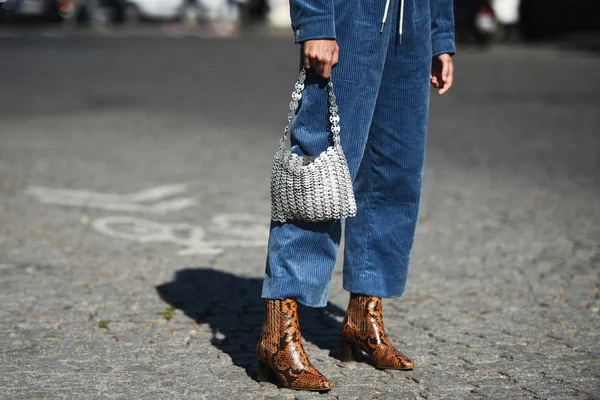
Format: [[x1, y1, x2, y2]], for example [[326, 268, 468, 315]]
[[340, 0, 433, 371], [343, 0, 433, 299], [262, 73, 376, 307], [258, 63, 386, 390], [262, 0, 395, 308]]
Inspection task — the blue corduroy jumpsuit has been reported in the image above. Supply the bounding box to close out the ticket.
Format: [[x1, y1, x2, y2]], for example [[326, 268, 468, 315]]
[[262, 0, 456, 308]]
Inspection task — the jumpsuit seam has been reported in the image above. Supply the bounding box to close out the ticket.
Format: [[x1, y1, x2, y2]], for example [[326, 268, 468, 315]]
[[362, 133, 376, 290]]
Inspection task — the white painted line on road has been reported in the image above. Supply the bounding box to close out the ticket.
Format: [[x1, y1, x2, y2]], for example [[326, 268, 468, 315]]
[[145, 198, 199, 213], [126, 184, 189, 202], [25, 184, 198, 214], [92, 214, 269, 256], [24, 185, 269, 255]]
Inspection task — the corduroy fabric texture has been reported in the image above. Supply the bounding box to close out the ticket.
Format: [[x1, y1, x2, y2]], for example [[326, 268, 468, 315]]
[[262, 0, 455, 308]]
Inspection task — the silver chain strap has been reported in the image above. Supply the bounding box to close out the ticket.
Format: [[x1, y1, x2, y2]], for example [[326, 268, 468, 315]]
[[280, 68, 341, 148]]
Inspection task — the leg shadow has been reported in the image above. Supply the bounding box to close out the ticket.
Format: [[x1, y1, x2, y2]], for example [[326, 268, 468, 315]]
[[156, 267, 347, 379]]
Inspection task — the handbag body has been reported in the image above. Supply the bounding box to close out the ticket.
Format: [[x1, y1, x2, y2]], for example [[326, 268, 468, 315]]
[[270, 69, 357, 223]]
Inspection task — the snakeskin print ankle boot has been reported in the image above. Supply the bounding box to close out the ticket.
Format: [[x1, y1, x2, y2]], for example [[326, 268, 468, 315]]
[[256, 298, 332, 391], [340, 294, 414, 370]]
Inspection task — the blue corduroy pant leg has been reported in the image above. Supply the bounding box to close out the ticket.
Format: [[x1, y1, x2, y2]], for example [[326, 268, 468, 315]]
[[343, 9, 432, 296]]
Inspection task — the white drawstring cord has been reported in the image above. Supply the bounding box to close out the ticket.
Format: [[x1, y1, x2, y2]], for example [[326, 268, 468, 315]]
[[380, 0, 391, 32], [380, 0, 405, 43], [398, 0, 405, 42]]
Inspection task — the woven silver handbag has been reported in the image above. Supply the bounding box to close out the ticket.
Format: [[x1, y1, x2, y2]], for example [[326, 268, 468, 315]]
[[270, 69, 357, 223]]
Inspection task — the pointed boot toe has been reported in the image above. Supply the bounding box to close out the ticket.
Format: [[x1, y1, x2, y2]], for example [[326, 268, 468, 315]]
[[289, 368, 332, 392], [340, 294, 415, 371]]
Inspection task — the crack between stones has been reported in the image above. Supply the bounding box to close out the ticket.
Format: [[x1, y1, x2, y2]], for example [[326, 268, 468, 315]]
[[407, 321, 474, 350], [498, 371, 542, 399], [552, 376, 589, 398], [404, 374, 420, 385], [459, 356, 474, 365]]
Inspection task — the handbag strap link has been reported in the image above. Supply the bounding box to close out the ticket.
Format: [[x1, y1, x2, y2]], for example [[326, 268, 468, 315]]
[[280, 68, 341, 149]]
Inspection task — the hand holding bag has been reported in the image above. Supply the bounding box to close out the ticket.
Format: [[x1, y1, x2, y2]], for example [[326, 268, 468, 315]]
[[270, 69, 357, 222]]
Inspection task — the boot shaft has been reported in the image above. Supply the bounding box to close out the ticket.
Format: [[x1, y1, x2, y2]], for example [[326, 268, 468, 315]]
[[259, 298, 302, 353], [256, 298, 333, 390], [343, 294, 385, 336]]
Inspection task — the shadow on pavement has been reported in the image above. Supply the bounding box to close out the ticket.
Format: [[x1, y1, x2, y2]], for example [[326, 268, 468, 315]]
[[156, 268, 346, 379]]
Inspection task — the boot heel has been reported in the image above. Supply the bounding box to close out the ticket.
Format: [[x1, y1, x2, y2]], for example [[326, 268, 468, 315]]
[[257, 359, 277, 384], [340, 339, 357, 362]]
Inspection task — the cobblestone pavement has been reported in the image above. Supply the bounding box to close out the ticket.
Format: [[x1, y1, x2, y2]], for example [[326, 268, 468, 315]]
[[0, 33, 598, 399]]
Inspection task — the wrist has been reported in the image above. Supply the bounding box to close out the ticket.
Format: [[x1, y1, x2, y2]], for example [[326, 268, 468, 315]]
[[292, 15, 337, 44]]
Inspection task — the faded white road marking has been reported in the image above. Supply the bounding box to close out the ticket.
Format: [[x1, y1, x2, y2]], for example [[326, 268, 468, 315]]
[[122, 184, 189, 202], [25, 185, 269, 255], [25, 184, 197, 214], [92, 214, 269, 256]]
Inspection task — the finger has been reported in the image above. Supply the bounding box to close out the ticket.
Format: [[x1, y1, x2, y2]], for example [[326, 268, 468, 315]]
[[316, 51, 333, 78], [438, 79, 450, 95], [303, 45, 312, 69], [442, 58, 450, 83], [440, 64, 454, 94], [322, 62, 332, 79], [430, 75, 439, 88], [309, 57, 319, 72], [444, 72, 454, 93], [448, 62, 454, 85], [315, 60, 325, 78], [332, 48, 339, 66], [438, 77, 448, 94]]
